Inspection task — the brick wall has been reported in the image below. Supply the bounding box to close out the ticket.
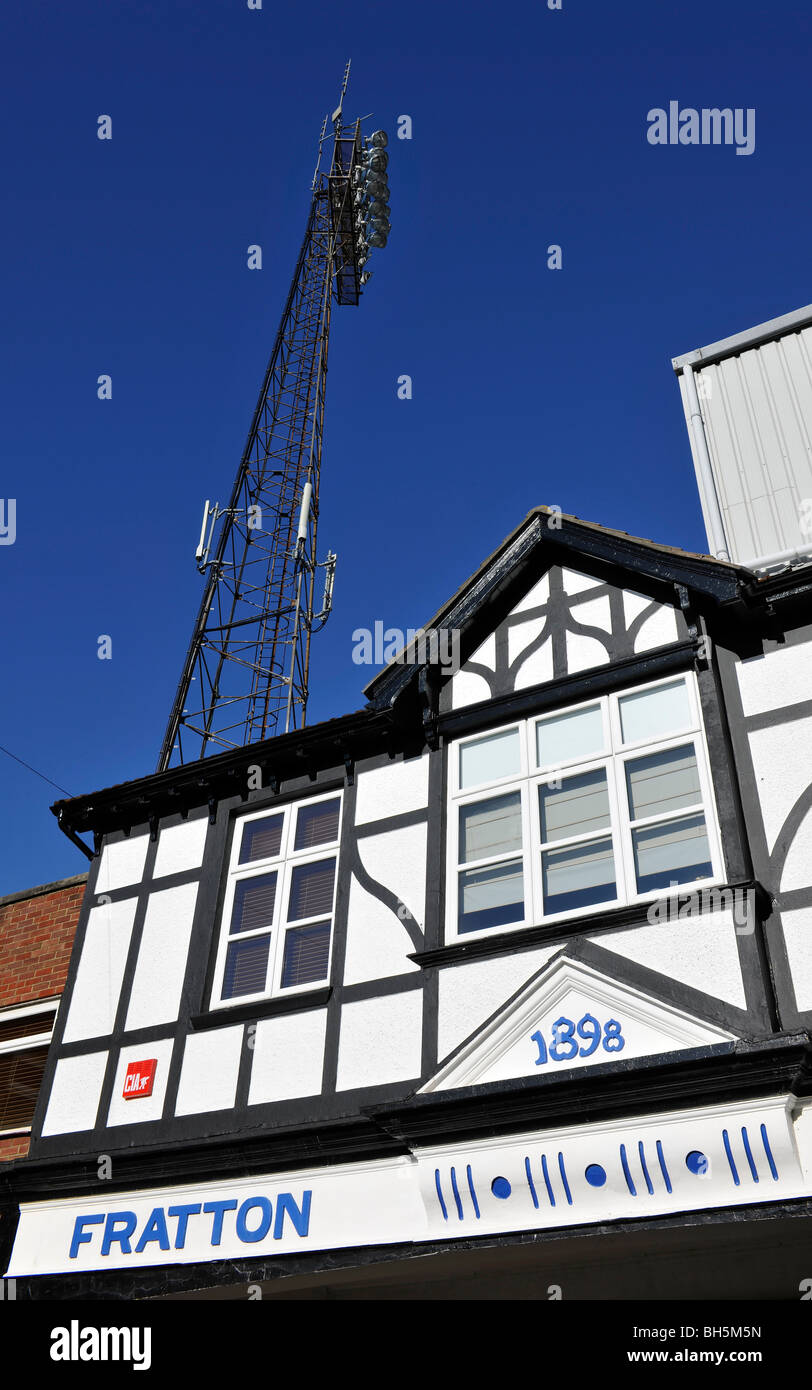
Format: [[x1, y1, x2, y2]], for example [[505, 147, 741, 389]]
[[0, 872, 87, 1162], [0, 1133, 32, 1162], [0, 874, 86, 1011]]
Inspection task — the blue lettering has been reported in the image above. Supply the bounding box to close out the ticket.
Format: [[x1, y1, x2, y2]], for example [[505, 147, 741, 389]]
[[134, 1207, 171, 1254], [236, 1197, 273, 1243], [101, 1211, 137, 1256], [168, 1203, 201, 1249], [203, 1199, 237, 1245], [273, 1190, 312, 1239], [69, 1214, 104, 1259]]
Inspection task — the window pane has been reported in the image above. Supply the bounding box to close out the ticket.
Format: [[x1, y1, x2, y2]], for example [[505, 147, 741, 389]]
[[626, 745, 701, 822], [222, 935, 270, 999], [460, 792, 522, 864], [230, 872, 277, 935], [459, 728, 521, 789], [294, 798, 341, 851], [536, 704, 603, 768], [288, 858, 336, 921], [632, 814, 712, 892], [541, 838, 616, 914], [0, 1013, 54, 1045], [239, 813, 283, 864], [0, 1048, 48, 1129], [281, 921, 331, 988], [539, 769, 610, 844], [619, 680, 691, 745], [458, 860, 524, 934]]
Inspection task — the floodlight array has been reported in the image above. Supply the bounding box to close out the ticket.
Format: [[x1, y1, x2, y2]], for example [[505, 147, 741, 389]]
[[353, 130, 390, 284]]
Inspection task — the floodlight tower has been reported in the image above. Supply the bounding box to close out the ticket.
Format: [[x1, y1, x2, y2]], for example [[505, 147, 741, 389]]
[[157, 65, 391, 771]]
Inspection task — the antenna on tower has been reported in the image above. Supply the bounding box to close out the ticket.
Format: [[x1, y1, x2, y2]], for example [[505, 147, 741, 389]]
[[311, 113, 329, 191], [157, 73, 393, 771], [332, 58, 351, 125]]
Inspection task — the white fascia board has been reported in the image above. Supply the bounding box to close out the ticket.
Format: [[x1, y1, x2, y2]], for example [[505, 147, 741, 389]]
[[672, 302, 812, 373]]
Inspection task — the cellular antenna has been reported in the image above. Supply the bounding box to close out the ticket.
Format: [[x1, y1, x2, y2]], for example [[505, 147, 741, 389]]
[[157, 75, 392, 771], [332, 58, 351, 124]]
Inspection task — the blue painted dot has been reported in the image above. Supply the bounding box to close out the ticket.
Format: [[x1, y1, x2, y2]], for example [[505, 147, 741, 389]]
[[685, 1150, 709, 1176], [491, 1176, 511, 1199], [585, 1163, 606, 1187]]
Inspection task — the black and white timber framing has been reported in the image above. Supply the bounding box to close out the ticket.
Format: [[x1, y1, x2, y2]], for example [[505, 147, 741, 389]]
[[4, 506, 812, 1300]]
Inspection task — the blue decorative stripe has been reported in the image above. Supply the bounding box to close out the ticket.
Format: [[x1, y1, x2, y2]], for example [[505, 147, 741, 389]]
[[741, 1127, 759, 1183], [620, 1143, 637, 1196], [541, 1153, 556, 1207], [638, 1140, 654, 1195], [558, 1152, 573, 1206], [655, 1139, 672, 1194], [450, 1165, 464, 1220], [760, 1123, 779, 1181], [722, 1129, 740, 1186], [524, 1156, 539, 1210], [434, 1168, 448, 1221], [466, 1164, 481, 1219]]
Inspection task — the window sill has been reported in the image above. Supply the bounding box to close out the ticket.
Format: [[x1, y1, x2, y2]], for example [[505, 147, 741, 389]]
[[411, 878, 769, 969], [191, 986, 332, 1030]]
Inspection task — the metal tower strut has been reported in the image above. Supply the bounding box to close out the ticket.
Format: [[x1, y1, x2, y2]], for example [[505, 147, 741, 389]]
[[157, 75, 390, 771]]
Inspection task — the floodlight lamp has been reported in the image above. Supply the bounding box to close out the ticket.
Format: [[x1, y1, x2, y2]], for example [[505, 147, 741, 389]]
[[368, 229, 388, 248], [368, 130, 388, 148], [367, 149, 388, 173]]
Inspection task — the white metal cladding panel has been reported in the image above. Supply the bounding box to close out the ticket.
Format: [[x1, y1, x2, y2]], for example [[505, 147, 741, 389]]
[[678, 327, 812, 566]]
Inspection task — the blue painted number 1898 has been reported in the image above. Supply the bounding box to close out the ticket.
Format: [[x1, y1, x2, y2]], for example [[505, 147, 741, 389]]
[[530, 1014, 625, 1065]]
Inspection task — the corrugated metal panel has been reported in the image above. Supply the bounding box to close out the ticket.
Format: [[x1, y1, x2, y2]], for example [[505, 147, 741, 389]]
[[674, 312, 812, 568]]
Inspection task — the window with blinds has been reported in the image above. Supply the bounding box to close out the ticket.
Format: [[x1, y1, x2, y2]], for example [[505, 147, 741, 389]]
[[213, 793, 342, 1006], [448, 674, 721, 940], [0, 1005, 56, 1135]]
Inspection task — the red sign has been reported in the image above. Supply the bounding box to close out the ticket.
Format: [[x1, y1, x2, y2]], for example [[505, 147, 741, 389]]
[[122, 1059, 157, 1099]]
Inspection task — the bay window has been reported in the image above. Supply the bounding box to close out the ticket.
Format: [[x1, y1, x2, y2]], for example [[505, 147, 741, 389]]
[[447, 674, 721, 940]]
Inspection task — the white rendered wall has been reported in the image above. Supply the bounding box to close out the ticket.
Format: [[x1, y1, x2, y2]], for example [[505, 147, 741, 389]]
[[247, 1010, 328, 1104], [153, 818, 208, 878], [737, 640, 812, 718], [61, 898, 138, 1043], [780, 908, 812, 1010], [95, 835, 149, 893], [594, 909, 746, 1008], [355, 755, 429, 825], [343, 875, 420, 985], [336, 992, 422, 1091], [356, 824, 426, 934], [175, 1027, 243, 1116], [124, 882, 199, 1031], [41, 1051, 108, 1136], [748, 713, 812, 854]]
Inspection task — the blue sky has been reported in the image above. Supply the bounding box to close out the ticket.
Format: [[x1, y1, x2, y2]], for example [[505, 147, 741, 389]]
[[1, 0, 810, 894]]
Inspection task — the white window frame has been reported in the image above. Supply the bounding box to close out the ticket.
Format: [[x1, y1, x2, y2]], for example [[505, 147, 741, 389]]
[[211, 790, 343, 1009], [446, 672, 724, 943], [0, 999, 58, 1138]]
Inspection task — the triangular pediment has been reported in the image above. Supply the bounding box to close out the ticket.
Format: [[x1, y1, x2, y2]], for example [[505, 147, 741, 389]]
[[421, 954, 736, 1093]]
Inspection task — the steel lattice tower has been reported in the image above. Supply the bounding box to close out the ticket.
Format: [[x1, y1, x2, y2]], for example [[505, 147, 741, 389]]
[[158, 70, 390, 771]]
